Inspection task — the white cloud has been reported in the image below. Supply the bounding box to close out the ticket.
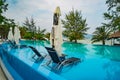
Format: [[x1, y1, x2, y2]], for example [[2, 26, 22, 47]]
[[4, 0, 107, 34]]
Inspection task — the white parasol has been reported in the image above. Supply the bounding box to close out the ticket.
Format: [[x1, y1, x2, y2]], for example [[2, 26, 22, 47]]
[[14, 27, 21, 44], [50, 6, 63, 56], [8, 27, 14, 41]]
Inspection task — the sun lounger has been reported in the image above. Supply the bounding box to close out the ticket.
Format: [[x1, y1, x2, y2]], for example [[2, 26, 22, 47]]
[[23, 46, 46, 62], [45, 47, 81, 70], [7, 41, 45, 62]]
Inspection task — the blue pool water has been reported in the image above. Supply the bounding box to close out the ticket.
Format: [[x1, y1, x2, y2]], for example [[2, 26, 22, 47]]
[[61, 42, 120, 80], [1, 40, 120, 80]]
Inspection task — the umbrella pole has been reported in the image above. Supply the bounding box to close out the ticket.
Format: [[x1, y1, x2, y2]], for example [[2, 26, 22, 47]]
[[52, 39, 54, 48], [52, 27, 55, 48]]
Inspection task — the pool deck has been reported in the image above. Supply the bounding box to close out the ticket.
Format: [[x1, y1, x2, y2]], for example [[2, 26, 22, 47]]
[[0, 41, 6, 80], [0, 66, 7, 80]]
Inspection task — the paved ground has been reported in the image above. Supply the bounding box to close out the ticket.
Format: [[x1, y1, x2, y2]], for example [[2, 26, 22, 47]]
[[0, 41, 6, 80], [0, 66, 7, 80]]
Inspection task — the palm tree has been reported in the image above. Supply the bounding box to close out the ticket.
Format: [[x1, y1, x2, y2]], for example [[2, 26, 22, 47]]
[[104, 0, 120, 33], [91, 24, 111, 45], [62, 9, 89, 43], [45, 32, 50, 40]]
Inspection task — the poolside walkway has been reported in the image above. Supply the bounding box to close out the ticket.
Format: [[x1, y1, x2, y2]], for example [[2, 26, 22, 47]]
[[0, 66, 7, 80], [0, 41, 7, 80]]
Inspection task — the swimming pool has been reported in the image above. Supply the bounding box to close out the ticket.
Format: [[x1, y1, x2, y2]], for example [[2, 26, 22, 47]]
[[1, 40, 120, 80], [61, 42, 120, 80]]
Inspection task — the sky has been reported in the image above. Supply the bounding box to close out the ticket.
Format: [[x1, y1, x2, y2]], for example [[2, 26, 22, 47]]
[[4, 0, 108, 34]]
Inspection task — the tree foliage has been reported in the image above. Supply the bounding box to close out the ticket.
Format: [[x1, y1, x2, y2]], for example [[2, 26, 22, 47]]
[[0, 0, 16, 40], [91, 24, 111, 45], [0, 0, 8, 24], [22, 18, 46, 40], [23, 17, 36, 32], [104, 0, 120, 31], [0, 25, 9, 39], [35, 27, 46, 40], [62, 9, 89, 43], [92, 0, 120, 45], [45, 32, 50, 40], [0, 19, 16, 39], [19, 26, 28, 38]]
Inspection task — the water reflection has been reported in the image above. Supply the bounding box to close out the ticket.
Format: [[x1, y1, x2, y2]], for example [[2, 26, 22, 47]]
[[103, 60, 120, 80], [20, 40, 50, 47], [62, 42, 88, 58], [92, 45, 120, 61]]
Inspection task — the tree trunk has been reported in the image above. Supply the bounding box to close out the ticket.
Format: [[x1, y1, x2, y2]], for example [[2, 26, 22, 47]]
[[75, 39, 77, 43], [102, 40, 105, 45]]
